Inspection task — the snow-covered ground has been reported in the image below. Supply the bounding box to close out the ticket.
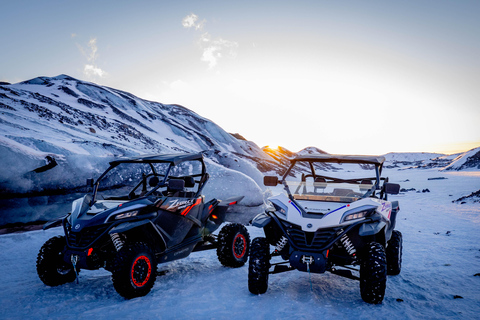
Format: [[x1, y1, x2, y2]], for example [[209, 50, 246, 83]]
[[0, 168, 479, 319]]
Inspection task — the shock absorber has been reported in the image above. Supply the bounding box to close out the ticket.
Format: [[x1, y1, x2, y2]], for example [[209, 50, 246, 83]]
[[110, 233, 124, 252], [340, 233, 357, 260], [274, 235, 288, 253]]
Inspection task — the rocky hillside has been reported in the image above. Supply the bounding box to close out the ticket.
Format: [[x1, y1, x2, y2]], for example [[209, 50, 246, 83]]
[[0, 75, 276, 194], [0, 75, 273, 225], [443, 147, 480, 171]]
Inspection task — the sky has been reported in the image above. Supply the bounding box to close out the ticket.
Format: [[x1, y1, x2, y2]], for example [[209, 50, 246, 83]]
[[1, 0, 479, 155]]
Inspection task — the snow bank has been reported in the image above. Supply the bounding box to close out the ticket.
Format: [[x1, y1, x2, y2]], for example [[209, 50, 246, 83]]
[[203, 159, 265, 224], [1, 168, 479, 319]]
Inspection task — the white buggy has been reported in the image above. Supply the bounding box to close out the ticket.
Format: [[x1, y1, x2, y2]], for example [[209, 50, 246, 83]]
[[249, 154, 402, 304]]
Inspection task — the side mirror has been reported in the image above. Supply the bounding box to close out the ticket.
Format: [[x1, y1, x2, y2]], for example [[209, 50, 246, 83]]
[[384, 183, 400, 195], [86, 178, 94, 188], [264, 176, 279, 187]]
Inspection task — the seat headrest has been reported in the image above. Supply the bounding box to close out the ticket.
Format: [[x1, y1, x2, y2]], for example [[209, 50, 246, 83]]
[[149, 176, 160, 187], [314, 177, 327, 188], [183, 176, 195, 188], [168, 179, 185, 191]]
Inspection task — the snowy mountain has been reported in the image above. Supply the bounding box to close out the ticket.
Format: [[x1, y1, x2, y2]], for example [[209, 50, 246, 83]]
[[297, 146, 329, 156], [0, 75, 271, 183], [0, 75, 273, 225], [382, 150, 480, 171], [443, 147, 480, 171], [260, 146, 298, 174], [382, 152, 447, 169]]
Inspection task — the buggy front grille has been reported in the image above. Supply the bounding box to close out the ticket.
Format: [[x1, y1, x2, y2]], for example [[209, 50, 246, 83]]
[[67, 225, 109, 248], [286, 226, 340, 251]]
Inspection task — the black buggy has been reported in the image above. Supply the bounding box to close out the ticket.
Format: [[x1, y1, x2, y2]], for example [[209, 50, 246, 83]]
[[37, 153, 250, 299]]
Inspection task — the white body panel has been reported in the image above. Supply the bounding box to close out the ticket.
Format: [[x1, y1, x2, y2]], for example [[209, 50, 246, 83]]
[[269, 193, 392, 231]]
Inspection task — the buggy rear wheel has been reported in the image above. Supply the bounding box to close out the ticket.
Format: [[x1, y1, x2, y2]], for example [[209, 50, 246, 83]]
[[386, 230, 402, 275], [217, 223, 250, 268], [360, 242, 387, 304], [111, 242, 157, 299], [248, 237, 270, 294], [36, 236, 77, 286]]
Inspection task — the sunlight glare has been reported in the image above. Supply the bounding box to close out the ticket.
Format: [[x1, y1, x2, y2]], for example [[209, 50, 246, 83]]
[[266, 145, 280, 150]]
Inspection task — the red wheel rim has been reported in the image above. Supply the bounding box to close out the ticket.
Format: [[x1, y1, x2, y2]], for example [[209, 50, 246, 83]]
[[131, 255, 152, 287], [232, 234, 247, 259]]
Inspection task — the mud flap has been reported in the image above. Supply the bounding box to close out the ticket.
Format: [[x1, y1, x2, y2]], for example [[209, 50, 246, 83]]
[[211, 196, 245, 224], [251, 212, 272, 228], [389, 200, 399, 230], [359, 221, 386, 236], [43, 214, 68, 230]]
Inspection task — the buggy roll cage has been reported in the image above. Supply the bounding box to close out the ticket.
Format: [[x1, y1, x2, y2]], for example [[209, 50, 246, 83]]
[[279, 154, 387, 200], [89, 153, 208, 205]]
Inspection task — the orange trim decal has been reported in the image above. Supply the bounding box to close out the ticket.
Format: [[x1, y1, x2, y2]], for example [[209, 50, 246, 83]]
[[180, 197, 202, 216]]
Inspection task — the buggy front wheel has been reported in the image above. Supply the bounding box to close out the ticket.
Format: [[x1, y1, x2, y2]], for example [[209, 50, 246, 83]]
[[37, 236, 77, 286], [360, 242, 387, 304], [248, 237, 270, 294]]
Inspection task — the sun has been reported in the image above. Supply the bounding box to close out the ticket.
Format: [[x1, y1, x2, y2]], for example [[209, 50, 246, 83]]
[[266, 145, 280, 150]]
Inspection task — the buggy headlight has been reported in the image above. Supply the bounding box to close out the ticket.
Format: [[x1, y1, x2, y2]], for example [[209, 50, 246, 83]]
[[341, 208, 375, 223], [269, 199, 287, 216], [115, 210, 139, 220]]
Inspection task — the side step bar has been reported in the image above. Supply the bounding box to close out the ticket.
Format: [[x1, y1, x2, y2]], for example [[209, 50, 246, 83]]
[[329, 268, 360, 281], [270, 262, 295, 274]]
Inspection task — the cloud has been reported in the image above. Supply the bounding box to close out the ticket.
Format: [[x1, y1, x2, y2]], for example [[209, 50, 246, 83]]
[[182, 13, 237, 69], [200, 35, 238, 68], [84, 64, 106, 78], [76, 37, 107, 80], [87, 38, 98, 62], [182, 13, 205, 30]]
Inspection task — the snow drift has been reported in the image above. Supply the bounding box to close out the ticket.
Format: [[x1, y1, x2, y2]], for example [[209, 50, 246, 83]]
[[0, 167, 479, 319]]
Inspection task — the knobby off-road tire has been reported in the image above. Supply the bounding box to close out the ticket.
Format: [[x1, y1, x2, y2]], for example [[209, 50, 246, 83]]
[[111, 242, 157, 299], [37, 236, 77, 286], [360, 242, 387, 304], [217, 223, 250, 268], [386, 230, 403, 275], [248, 237, 270, 294]]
